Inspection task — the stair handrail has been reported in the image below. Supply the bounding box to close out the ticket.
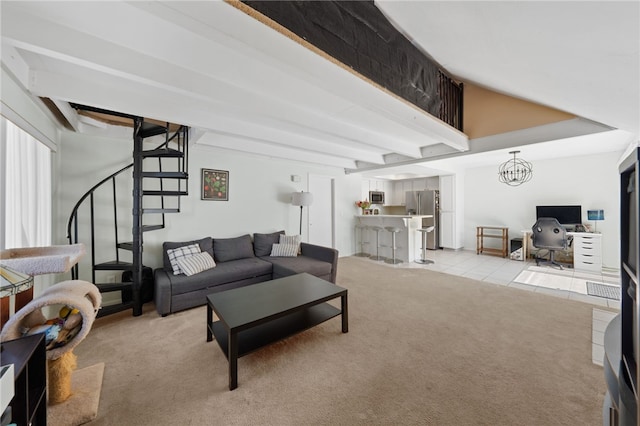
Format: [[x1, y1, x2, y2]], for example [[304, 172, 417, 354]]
[[66, 125, 187, 244]]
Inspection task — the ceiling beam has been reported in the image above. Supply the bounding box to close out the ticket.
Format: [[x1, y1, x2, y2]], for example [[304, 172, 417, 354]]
[[345, 118, 614, 174], [197, 132, 355, 169]]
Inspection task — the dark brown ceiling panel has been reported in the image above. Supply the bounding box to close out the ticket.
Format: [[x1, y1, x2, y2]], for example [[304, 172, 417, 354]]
[[240, 0, 462, 130]]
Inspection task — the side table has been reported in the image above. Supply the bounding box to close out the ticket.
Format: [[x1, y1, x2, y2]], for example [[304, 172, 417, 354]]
[[476, 226, 509, 258]]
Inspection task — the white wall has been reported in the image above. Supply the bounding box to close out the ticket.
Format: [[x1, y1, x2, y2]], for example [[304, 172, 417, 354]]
[[54, 131, 363, 280], [463, 151, 623, 269]]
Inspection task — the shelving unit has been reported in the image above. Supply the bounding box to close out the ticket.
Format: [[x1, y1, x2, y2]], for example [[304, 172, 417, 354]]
[[476, 226, 509, 258], [0, 333, 46, 426]]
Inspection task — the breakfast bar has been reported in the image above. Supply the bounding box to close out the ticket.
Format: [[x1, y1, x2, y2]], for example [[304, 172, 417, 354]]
[[355, 215, 433, 263]]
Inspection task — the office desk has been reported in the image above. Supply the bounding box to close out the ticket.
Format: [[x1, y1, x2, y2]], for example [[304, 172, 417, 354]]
[[521, 231, 602, 272]]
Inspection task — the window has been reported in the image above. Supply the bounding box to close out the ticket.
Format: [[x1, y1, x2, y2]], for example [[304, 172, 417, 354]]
[[1, 117, 52, 250]]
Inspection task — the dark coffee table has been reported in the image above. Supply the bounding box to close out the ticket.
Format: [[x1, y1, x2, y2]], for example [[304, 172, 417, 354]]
[[206, 273, 348, 390]]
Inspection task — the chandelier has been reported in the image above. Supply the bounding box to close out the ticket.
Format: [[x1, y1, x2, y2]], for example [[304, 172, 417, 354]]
[[498, 151, 532, 186]]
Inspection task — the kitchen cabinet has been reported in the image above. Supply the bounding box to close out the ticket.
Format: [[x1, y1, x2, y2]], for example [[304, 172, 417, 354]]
[[439, 175, 455, 211], [392, 181, 404, 205], [412, 178, 426, 191], [426, 177, 440, 191], [440, 211, 455, 248], [370, 180, 385, 191], [361, 179, 392, 204], [390, 180, 414, 205], [439, 174, 463, 249]]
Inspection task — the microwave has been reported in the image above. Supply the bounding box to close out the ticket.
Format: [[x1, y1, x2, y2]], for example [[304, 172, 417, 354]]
[[369, 191, 385, 204]]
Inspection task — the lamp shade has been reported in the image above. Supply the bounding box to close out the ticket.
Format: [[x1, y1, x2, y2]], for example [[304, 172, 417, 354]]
[[291, 191, 313, 207], [587, 210, 605, 221], [0, 264, 34, 297]]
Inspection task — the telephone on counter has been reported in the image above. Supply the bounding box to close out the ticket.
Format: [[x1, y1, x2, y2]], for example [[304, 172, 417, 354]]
[[574, 224, 586, 232]]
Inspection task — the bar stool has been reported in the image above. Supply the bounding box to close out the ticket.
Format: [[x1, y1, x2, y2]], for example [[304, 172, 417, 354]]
[[415, 226, 435, 264], [369, 226, 385, 261], [384, 226, 403, 264], [354, 224, 370, 257]]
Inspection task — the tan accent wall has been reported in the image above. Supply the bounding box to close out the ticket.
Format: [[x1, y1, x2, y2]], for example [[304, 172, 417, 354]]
[[463, 83, 575, 139]]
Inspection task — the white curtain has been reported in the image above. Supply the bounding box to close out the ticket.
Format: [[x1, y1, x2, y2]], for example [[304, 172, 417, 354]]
[[1, 116, 52, 250]]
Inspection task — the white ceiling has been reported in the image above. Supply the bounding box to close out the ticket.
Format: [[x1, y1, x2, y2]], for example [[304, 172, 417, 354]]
[[2, 1, 638, 179]]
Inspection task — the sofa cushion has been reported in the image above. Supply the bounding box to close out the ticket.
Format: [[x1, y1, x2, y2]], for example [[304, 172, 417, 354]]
[[253, 230, 285, 257], [168, 257, 272, 296], [167, 243, 201, 275], [177, 252, 216, 276], [163, 237, 213, 272], [262, 255, 332, 279], [213, 234, 255, 262]]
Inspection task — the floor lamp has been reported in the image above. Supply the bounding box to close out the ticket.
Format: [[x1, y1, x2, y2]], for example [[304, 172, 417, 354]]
[[291, 191, 313, 235]]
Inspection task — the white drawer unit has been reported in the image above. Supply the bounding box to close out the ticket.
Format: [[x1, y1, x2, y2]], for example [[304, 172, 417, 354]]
[[572, 233, 602, 272]]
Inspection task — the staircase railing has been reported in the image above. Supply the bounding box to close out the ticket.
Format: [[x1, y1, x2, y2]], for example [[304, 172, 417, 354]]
[[66, 120, 188, 316]]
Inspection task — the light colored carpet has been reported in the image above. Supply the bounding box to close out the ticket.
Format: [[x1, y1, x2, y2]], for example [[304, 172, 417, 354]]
[[75, 256, 608, 425]]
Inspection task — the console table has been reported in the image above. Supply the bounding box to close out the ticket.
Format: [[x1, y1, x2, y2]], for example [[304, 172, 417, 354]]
[[0, 334, 46, 426], [476, 226, 509, 258]]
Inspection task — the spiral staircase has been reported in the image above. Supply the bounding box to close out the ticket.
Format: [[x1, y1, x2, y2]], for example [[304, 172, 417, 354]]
[[67, 104, 189, 317]]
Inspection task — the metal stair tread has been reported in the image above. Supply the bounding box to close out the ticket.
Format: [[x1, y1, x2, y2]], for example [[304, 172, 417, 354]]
[[139, 122, 168, 138], [142, 190, 188, 196], [97, 302, 134, 318], [142, 171, 188, 179], [117, 242, 133, 251], [141, 148, 183, 158], [95, 282, 133, 292], [94, 260, 133, 271], [142, 208, 180, 214]]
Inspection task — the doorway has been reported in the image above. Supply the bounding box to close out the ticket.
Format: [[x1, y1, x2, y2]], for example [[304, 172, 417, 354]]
[[308, 174, 334, 248]]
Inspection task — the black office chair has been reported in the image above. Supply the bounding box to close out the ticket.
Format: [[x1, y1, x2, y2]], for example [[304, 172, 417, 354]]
[[531, 217, 572, 269]]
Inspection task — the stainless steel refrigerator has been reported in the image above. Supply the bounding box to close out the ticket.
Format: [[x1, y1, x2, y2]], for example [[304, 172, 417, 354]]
[[405, 190, 440, 249]]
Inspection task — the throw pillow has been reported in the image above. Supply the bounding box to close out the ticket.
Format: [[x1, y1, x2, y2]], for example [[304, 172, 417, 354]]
[[166, 243, 201, 275], [162, 237, 213, 272], [176, 252, 216, 276], [213, 234, 255, 262], [279, 234, 302, 253], [253, 230, 285, 257], [270, 243, 298, 257]]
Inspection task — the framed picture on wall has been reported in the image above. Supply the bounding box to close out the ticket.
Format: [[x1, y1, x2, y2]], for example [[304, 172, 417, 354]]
[[201, 169, 229, 201]]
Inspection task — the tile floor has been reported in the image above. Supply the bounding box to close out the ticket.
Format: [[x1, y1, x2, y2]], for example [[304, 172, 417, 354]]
[[353, 248, 621, 365]]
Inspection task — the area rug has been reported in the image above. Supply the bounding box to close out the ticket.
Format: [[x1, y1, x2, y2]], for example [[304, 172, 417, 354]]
[[73, 256, 609, 425], [587, 282, 621, 300]]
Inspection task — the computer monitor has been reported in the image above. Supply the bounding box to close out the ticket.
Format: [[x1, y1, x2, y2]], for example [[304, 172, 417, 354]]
[[535, 205, 582, 225]]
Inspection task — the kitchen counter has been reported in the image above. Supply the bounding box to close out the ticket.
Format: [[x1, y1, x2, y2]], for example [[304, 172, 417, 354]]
[[355, 215, 433, 262]]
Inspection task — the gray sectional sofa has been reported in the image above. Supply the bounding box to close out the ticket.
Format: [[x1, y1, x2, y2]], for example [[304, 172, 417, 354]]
[[153, 231, 338, 316]]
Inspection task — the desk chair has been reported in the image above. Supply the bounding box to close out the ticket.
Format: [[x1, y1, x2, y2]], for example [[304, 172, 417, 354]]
[[531, 217, 572, 269]]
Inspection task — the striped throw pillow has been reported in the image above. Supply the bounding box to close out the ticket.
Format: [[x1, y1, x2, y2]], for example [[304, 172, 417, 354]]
[[279, 234, 301, 246], [167, 243, 201, 275], [270, 243, 298, 257], [176, 252, 216, 276], [279, 234, 301, 253]]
